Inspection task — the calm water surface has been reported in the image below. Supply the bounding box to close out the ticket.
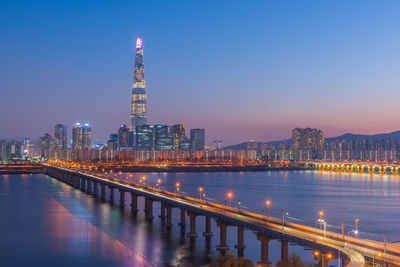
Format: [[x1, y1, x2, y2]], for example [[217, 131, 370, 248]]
[[0, 171, 399, 266]]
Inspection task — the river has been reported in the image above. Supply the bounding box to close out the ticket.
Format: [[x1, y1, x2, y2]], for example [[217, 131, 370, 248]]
[[0, 171, 398, 266]]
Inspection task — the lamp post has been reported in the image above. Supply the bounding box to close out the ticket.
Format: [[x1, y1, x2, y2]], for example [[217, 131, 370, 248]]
[[226, 192, 233, 207], [354, 218, 359, 237], [156, 179, 162, 188], [266, 200, 271, 221], [198, 187, 203, 199], [319, 211, 324, 229], [175, 182, 180, 193]]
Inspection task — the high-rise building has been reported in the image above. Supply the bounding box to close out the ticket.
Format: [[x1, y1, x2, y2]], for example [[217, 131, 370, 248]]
[[179, 136, 190, 150], [135, 125, 154, 150], [172, 124, 185, 150], [0, 140, 6, 161], [130, 38, 147, 131], [118, 124, 130, 149], [107, 133, 119, 150], [154, 125, 173, 150], [72, 123, 83, 150], [39, 133, 53, 157], [292, 128, 324, 150], [72, 122, 91, 150], [190, 129, 205, 151], [82, 123, 92, 150], [54, 124, 67, 150]]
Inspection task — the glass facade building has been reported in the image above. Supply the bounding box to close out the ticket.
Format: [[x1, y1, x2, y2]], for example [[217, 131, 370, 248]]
[[131, 38, 147, 131], [172, 124, 185, 150], [190, 129, 205, 151], [154, 125, 173, 150], [135, 125, 154, 150], [54, 124, 67, 150], [118, 124, 130, 149]]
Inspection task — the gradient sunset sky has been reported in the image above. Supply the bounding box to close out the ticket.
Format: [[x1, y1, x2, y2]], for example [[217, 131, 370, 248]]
[[1, 0, 400, 145]]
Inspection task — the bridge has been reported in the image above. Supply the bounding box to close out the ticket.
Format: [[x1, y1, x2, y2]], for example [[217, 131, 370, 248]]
[[42, 163, 399, 267], [307, 162, 400, 175]]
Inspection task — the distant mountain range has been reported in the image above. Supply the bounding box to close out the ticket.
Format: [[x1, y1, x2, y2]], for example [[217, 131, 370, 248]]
[[223, 131, 400, 150]]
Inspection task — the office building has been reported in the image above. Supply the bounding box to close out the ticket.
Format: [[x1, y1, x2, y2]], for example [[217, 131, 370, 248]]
[[54, 124, 67, 150], [154, 125, 173, 150], [179, 136, 190, 150], [135, 125, 154, 150], [190, 129, 205, 151], [172, 124, 185, 150], [118, 124, 130, 149], [131, 38, 147, 131]]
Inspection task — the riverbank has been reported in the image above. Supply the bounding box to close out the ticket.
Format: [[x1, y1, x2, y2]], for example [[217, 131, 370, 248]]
[[104, 165, 312, 173]]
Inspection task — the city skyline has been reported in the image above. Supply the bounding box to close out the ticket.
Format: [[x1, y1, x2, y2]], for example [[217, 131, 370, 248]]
[[2, 1, 400, 145]]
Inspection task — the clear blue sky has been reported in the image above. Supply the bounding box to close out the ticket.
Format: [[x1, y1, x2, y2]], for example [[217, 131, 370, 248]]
[[1, 0, 400, 145]]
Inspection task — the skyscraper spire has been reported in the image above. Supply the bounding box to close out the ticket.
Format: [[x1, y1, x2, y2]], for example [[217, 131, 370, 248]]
[[131, 37, 147, 131]]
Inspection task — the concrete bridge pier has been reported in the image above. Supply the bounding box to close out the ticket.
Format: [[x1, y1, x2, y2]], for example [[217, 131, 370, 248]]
[[119, 189, 125, 208], [257, 233, 272, 267], [216, 221, 231, 254], [166, 205, 172, 227], [160, 202, 166, 221], [130, 192, 138, 213], [93, 181, 98, 197], [281, 240, 288, 262], [101, 184, 106, 201], [202, 216, 213, 237], [80, 178, 85, 192], [144, 198, 154, 220], [109, 186, 114, 204], [87, 180, 92, 194], [187, 212, 198, 237], [178, 208, 186, 227], [73, 176, 79, 188], [234, 225, 246, 257]]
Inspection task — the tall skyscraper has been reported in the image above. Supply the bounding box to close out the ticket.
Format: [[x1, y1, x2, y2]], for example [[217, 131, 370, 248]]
[[190, 129, 205, 151], [72, 123, 83, 150], [131, 38, 147, 131], [72, 122, 92, 150], [39, 133, 53, 157], [54, 124, 67, 150], [82, 123, 92, 150], [0, 140, 6, 161], [118, 124, 130, 149], [172, 124, 185, 150]]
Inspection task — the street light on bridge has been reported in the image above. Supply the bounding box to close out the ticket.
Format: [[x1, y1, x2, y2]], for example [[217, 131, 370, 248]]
[[175, 182, 180, 192], [318, 211, 324, 229], [198, 187, 203, 199], [266, 200, 271, 221], [354, 218, 359, 236], [225, 192, 233, 207]]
